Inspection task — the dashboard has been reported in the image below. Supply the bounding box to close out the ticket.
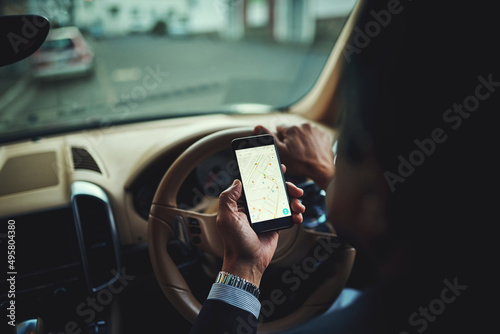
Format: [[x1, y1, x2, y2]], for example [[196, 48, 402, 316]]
[[0, 111, 330, 248]]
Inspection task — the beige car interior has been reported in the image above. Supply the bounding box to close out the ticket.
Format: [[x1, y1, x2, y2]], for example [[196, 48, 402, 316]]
[[0, 1, 364, 333]]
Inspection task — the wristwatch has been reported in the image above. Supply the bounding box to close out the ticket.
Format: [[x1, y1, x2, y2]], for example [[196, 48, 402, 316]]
[[215, 271, 260, 298]]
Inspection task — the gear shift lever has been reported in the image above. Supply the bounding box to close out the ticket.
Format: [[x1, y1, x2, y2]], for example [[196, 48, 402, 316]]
[[16, 317, 44, 334]]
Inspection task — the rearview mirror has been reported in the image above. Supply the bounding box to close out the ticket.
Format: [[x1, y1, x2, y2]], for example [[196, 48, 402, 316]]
[[0, 15, 50, 67]]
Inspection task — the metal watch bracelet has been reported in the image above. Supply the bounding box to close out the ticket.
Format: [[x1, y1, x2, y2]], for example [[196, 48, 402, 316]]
[[215, 271, 260, 298]]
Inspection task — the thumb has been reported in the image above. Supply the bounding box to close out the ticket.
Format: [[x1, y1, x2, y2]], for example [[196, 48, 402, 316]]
[[219, 179, 242, 208], [229, 179, 242, 196]]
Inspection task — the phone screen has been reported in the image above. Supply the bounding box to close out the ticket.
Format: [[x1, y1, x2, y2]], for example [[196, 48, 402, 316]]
[[234, 144, 292, 224]]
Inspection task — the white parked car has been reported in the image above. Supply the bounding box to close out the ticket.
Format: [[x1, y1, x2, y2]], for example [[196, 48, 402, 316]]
[[31, 26, 95, 80]]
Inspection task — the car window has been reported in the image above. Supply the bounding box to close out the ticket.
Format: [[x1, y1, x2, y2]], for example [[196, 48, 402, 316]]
[[40, 38, 74, 52], [0, 0, 357, 143]]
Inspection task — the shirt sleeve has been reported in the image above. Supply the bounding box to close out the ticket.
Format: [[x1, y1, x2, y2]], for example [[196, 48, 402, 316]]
[[207, 282, 261, 319]]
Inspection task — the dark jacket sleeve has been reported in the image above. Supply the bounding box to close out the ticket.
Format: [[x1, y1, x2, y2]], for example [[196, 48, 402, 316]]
[[189, 299, 259, 334]]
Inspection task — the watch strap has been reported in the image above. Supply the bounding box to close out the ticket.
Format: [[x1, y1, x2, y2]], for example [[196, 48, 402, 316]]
[[215, 271, 260, 298]]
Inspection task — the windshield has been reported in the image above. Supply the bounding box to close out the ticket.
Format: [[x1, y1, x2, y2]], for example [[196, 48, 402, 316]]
[[0, 0, 356, 142]]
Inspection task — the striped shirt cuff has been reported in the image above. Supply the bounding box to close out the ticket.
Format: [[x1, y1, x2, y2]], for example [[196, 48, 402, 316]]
[[207, 283, 261, 319]]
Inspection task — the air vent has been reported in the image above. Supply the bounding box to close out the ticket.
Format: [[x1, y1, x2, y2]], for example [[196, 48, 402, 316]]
[[71, 181, 121, 293], [71, 147, 101, 173]]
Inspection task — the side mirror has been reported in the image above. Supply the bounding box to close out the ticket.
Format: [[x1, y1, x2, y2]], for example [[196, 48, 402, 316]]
[[0, 15, 50, 67]]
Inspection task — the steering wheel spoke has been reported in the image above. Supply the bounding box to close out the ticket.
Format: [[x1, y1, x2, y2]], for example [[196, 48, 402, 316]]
[[150, 204, 222, 257]]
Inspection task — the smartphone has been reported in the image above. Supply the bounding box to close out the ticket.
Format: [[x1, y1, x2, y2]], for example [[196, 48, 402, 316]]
[[231, 134, 294, 234]]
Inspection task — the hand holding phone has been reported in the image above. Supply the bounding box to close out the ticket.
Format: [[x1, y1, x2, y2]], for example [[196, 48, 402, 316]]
[[231, 134, 295, 234]]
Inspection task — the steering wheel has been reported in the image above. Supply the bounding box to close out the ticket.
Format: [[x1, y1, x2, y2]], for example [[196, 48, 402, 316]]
[[148, 127, 356, 333]]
